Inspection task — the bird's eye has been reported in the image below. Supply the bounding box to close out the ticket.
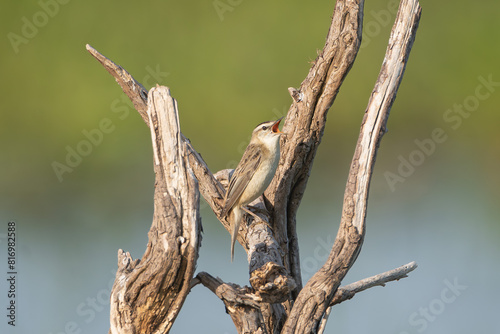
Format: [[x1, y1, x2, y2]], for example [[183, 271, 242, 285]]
[[262, 126, 268, 131]]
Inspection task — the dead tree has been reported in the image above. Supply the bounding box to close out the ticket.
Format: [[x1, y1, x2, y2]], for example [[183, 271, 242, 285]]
[[87, 0, 422, 333]]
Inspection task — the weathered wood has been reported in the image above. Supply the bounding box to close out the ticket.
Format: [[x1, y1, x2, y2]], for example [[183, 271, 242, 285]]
[[87, 44, 294, 331], [318, 261, 418, 334], [89, 0, 421, 331], [282, 1, 422, 332], [108, 86, 201, 334], [266, 0, 365, 297], [86, 44, 149, 124], [86, 44, 291, 303], [213, 169, 296, 303], [195, 272, 268, 333], [330, 261, 418, 306]]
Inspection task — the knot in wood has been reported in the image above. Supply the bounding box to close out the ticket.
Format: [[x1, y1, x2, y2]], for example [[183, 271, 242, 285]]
[[343, 32, 354, 45], [249, 262, 296, 303], [288, 87, 304, 103]]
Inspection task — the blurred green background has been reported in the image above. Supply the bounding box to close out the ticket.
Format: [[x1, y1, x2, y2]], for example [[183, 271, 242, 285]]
[[1, 0, 499, 333]]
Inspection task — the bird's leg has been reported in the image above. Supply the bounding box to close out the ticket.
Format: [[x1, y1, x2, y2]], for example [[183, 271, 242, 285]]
[[246, 204, 269, 216], [242, 206, 273, 231], [242, 206, 263, 222]]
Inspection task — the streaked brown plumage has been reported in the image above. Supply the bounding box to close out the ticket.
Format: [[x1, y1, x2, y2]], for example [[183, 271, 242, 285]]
[[221, 118, 283, 261]]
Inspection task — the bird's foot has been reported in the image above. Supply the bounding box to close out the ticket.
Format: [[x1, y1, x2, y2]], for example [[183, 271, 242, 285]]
[[248, 219, 273, 232], [246, 205, 269, 216], [242, 206, 273, 231], [242, 206, 264, 222]]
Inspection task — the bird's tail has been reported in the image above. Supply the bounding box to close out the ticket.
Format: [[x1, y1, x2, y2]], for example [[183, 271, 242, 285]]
[[230, 207, 242, 262]]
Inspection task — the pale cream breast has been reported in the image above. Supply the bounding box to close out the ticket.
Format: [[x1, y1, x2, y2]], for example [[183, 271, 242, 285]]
[[238, 136, 280, 206]]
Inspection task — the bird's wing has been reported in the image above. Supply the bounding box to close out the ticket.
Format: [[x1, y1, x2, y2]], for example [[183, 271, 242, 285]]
[[221, 144, 262, 218]]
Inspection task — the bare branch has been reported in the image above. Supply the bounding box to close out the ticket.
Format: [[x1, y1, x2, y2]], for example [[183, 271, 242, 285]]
[[317, 261, 418, 334], [108, 86, 201, 334], [86, 45, 288, 286], [87, 45, 293, 330], [331, 261, 418, 305], [85, 44, 149, 124], [195, 272, 262, 308], [195, 272, 269, 333], [89, 0, 421, 331], [266, 0, 365, 295], [282, 0, 422, 332]]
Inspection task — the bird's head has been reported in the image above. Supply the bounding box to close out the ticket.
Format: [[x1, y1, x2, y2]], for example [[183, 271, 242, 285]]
[[250, 118, 283, 146]]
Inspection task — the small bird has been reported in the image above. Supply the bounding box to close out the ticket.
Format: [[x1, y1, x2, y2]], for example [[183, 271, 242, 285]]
[[221, 118, 283, 261]]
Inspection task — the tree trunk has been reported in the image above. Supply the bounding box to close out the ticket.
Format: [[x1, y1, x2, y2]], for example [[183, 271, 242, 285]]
[[87, 0, 422, 333]]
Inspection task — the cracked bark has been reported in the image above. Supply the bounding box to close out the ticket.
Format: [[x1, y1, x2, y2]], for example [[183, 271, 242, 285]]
[[107, 86, 201, 334], [87, 0, 421, 332], [266, 0, 365, 300], [281, 0, 422, 332]]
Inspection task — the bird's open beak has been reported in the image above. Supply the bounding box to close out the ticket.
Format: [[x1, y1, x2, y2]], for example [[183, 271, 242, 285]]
[[271, 117, 283, 134]]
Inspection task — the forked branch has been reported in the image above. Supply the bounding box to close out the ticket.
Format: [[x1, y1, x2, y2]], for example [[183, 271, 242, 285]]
[[88, 0, 421, 332], [282, 0, 421, 332]]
